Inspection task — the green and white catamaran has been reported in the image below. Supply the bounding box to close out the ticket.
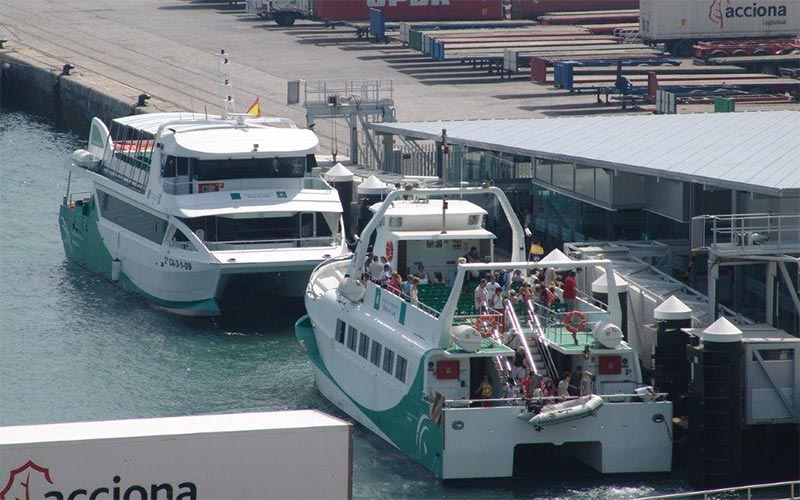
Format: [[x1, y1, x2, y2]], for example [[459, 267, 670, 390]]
[[298, 184, 673, 479], [59, 113, 346, 316]]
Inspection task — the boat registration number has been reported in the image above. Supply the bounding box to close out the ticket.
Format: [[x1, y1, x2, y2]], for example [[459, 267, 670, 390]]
[[163, 256, 193, 271]]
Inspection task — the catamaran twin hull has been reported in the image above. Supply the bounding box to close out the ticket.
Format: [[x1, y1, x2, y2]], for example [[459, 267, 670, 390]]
[[59, 197, 334, 316], [299, 282, 673, 480]]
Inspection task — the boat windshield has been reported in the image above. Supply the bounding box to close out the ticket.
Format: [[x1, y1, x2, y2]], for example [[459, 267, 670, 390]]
[[179, 211, 339, 249]]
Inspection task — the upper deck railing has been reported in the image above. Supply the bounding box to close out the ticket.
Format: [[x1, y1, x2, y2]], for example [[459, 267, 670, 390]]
[[691, 213, 800, 254], [304, 79, 394, 105]]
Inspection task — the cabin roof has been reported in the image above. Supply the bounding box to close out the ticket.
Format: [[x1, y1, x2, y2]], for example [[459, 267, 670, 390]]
[[370, 198, 487, 217], [169, 191, 343, 218], [386, 229, 495, 240]]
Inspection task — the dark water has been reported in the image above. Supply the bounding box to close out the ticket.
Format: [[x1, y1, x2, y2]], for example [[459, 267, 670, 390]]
[[0, 108, 691, 499]]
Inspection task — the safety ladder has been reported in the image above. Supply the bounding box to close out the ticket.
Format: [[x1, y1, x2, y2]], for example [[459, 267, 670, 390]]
[[523, 300, 559, 381]]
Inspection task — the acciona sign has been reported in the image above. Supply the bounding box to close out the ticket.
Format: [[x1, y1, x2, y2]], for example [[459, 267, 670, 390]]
[[0, 461, 197, 500], [708, 0, 790, 28]]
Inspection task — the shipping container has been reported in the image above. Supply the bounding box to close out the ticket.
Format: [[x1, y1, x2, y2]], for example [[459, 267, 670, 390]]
[[640, 0, 800, 56], [511, 0, 640, 19], [0, 411, 352, 500], [313, 0, 504, 22]]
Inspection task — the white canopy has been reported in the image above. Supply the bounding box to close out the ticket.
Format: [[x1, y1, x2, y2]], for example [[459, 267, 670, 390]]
[[357, 175, 388, 195], [324, 163, 354, 182]]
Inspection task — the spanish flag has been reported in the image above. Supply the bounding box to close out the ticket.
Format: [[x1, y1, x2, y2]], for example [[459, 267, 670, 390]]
[[246, 97, 261, 117]]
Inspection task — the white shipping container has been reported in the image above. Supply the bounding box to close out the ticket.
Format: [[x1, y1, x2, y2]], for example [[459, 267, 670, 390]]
[[0, 410, 352, 500], [640, 0, 800, 41]]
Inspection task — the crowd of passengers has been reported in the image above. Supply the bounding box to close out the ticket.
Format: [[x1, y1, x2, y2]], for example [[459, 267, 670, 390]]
[[474, 366, 594, 409], [362, 247, 580, 321]]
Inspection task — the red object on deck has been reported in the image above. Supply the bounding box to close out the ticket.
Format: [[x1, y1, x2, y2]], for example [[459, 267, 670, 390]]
[[436, 360, 460, 380], [312, 0, 504, 22], [598, 355, 622, 375], [511, 0, 639, 19], [692, 38, 800, 60], [531, 56, 548, 82]]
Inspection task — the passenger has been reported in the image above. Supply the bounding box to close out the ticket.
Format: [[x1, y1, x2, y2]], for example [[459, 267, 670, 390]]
[[543, 378, 556, 399], [409, 276, 419, 306], [508, 290, 520, 305], [503, 377, 519, 402], [486, 274, 501, 297], [475, 374, 493, 407], [563, 270, 578, 311], [433, 271, 443, 285], [511, 269, 525, 284], [557, 372, 571, 398], [504, 327, 521, 350], [544, 267, 557, 288], [381, 263, 392, 284], [465, 246, 481, 263], [520, 371, 533, 398], [368, 255, 383, 282], [580, 371, 593, 396], [474, 279, 489, 314], [511, 347, 526, 380], [388, 272, 402, 295], [519, 282, 533, 302], [489, 287, 504, 311], [416, 264, 430, 285], [570, 366, 583, 396]]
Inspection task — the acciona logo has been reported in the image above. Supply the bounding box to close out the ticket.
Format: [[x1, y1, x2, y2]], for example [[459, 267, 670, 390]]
[[708, 0, 789, 28], [1, 460, 198, 500]]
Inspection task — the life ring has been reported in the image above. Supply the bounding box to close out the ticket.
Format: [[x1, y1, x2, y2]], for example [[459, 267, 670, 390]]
[[564, 310, 587, 333], [474, 315, 497, 338], [385, 240, 394, 261]]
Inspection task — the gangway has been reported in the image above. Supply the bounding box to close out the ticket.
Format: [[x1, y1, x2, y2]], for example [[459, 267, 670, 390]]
[[501, 299, 543, 382]]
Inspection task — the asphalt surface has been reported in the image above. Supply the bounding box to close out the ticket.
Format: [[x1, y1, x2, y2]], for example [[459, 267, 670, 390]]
[[0, 0, 633, 123], [1, 0, 796, 131]]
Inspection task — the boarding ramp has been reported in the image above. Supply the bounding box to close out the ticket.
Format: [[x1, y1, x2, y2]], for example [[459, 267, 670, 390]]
[[564, 241, 754, 366]]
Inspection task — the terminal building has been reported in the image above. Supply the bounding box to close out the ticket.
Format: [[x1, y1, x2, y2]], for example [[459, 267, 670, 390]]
[[355, 110, 799, 335]]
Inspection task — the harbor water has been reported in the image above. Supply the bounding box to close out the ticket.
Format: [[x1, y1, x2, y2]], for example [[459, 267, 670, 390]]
[[0, 107, 690, 499]]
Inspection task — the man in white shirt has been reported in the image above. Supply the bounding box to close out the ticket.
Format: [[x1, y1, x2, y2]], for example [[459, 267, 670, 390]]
[[474, 279, 488, 313], [557, 372, 571, 398]]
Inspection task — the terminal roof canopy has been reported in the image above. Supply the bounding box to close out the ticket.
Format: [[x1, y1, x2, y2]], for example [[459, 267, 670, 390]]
[[368, 111, 800, 197]]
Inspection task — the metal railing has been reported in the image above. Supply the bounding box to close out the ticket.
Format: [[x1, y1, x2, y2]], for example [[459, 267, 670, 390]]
[[504, 299, 539, 379], [633, 480, 799, 500], [524, 299, 559, 381], [304, 79, 394, 105], [204, 236, 336, 251], [691, 213, 800, 253], [438, 391, 670, 409]]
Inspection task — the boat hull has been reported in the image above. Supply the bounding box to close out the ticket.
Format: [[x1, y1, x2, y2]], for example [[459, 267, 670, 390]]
[[59, 197, 323, 316]]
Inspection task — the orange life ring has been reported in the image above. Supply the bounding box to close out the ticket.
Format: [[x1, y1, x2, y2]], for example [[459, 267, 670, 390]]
[[385, 240, 394, 261], [474, 315, 497, 338], [564, 310, 587, 333]]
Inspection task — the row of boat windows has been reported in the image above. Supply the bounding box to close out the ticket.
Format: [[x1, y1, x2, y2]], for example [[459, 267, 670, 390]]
[[98, 189, 167, 245], [161, 155, 310, 181], [336, 319, 408, 383]]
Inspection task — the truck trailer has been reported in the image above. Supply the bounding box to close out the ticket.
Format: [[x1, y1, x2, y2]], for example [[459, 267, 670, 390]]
[[639, 0, 800, 56], [0, 411, 352, 500], [246, 0, 504, 26]]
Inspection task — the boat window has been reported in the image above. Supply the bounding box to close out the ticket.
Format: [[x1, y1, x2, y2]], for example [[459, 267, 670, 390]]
[[382, 348, 395, 375], [98, 189, 168, 245], [179, 212, 336, 244], [395, 356, 407, 383], [346, 326, 357, 351], [162, 155, 177, 178], [189, 157, 305, 181], [358, 333, 369, 359], [335, 319, 346, 343], [169, 227, 196, 251], [103, 122, 154, 193], [370, 340, 382, 366]]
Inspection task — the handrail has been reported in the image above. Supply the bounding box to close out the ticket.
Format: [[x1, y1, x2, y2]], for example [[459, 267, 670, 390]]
[[632, 479, 799, 500], [503, 299, 539, 380], [524, 299, 559, 381], [439, 391, 670, 408]]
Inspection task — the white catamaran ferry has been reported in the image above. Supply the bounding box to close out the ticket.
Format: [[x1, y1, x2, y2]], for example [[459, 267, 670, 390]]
[[297, 185, 673, 479], [59, 113, 346, 316]]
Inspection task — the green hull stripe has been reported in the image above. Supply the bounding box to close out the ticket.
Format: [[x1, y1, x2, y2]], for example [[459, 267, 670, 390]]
[[295, 315, 443, 477], [58, 199, 220, 316]]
